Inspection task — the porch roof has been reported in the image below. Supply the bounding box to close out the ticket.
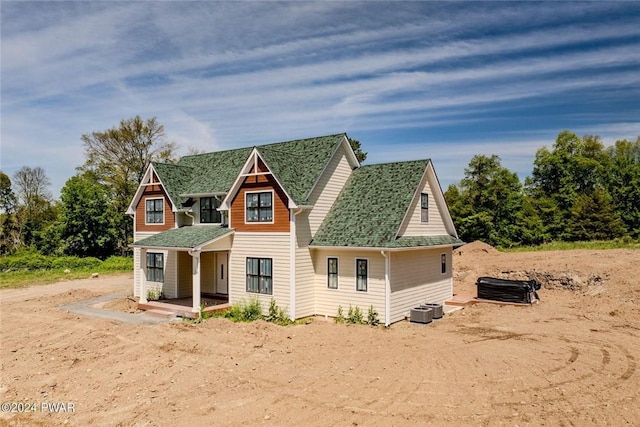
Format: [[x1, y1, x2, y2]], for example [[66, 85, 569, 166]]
[[132, 226, 233, 250]]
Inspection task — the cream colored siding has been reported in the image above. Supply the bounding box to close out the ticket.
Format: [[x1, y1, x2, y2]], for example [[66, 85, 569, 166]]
[[177, 251, 192, 297], [313, 250, 386, 324], [308, 150, 353, 236], [389, 249, 453, 323], [229, 232, 291, 315], [397, 166, 448, 237], [200, 233, 233, 251], [295, 210, 315, 318], [133, 232, 158, 297]]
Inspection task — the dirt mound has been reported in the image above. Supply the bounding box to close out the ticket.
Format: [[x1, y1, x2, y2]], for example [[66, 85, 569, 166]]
[[455, 240, 498, 255], [499, 269, 608, 293]]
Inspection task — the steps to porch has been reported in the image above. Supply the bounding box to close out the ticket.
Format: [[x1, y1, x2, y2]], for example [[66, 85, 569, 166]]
[[138, 298, 231, 319]]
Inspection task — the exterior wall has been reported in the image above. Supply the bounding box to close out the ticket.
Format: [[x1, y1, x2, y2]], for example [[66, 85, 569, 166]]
[[201, 251, 216, 294], [307, 149, 353, 236], [388, 248, 453, 323], [294, 210, 315, 318], [177, 251, 193, 297], [312, 249, 386, 324], [229, 174, 290, 233], [135, 184, 175, 232], [229, 232, 291, 315], [397, 166, 447, 237], [133, 247, 177, 300]]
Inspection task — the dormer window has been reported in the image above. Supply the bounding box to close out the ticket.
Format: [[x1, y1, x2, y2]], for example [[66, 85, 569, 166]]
[[200, 197, 221, 223], [145, 198, 164, 224], [246, 191, 273, 223]]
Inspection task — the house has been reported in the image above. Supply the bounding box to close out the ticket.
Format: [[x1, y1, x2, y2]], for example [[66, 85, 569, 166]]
[[126, 133, 463, 325]]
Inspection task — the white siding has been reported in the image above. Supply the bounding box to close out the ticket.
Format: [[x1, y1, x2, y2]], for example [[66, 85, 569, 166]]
[[397, 164, 448, 237], [200, 252, 215, 294], [134, 247, 177, 300], [177, 251, 192, 297], [307, 150, 353, 236], [295, 210, 315, 318], [229, 233, 291, 316], [312, 249, 386, 324], [133, 232, 157, 297], [388, 249, 453, 323]]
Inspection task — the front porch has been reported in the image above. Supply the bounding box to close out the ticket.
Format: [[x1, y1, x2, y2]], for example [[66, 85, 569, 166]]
[[139, 295, 231, 319]]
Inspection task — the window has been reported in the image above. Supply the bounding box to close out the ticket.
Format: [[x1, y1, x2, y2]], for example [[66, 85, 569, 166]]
[[146, 199, 164, 224], [356, 259, 368, 292], [327, 257, 338, 289], [200, 197, 221, 223], [246, 257, 272, 294], [246, 191, 273, 223], [146, 252, 164, 282], [421, 193, 429, 223], [441, 253, 447, 274]]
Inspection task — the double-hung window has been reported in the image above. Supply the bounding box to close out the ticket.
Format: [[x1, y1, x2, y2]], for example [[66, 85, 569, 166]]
[[146, 199, 164, 224], [327, 257, 338, 289], [421, 193, 429, 223], [246, 191, 273, 222], [146, 253, 164, 282], [356, 259, 368, 292], [200, 197, 221, 223], [246, 257, 273, 294]]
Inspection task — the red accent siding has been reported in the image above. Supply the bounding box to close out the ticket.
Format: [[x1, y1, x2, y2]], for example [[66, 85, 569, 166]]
[[230, 174, 290, 232], [135, 184, 175, 232]]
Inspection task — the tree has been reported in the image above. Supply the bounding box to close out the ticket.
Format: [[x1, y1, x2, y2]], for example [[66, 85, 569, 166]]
[[12, 166, 55, 248], [348, 138, 367, 163], [445, 155, 525, 246], [606, 137, 640, 238], [59, 174, 117, 258], [568, 187, 626, 241], [79, 116, 178, 253], [0, 171, 18, 254]]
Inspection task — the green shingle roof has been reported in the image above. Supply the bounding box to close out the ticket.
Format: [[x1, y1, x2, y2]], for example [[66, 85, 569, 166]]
[[132, 226, 233, 249], [150, 134, 346, 208], [311, 159, 462, 248]]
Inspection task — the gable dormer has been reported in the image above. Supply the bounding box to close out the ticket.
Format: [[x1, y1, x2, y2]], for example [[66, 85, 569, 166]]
[[128, 165, 176, 232]]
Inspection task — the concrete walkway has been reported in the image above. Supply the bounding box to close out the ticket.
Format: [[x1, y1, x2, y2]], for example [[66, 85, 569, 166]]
[[61, 291, 174, 325]]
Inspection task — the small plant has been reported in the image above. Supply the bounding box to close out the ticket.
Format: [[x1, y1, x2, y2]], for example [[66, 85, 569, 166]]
[[366, 305, 380, 326], [335, 305, 345, 324], [346, 305, 364, 324], [222, 298, 262, 322], [146, 288, 163, 301], [265, 299, 292, 325]]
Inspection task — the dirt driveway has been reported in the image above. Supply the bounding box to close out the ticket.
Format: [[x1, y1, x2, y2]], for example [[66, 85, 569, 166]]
[[1, 246, 639, 426]]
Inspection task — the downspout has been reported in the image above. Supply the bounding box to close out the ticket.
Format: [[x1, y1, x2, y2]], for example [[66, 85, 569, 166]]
[[184, 210, 195, 226], [290, 207, 304, 321], [381, 251, 391, 326]]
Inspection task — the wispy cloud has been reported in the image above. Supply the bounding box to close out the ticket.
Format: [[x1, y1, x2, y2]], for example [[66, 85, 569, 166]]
[[1, 1, 638, 195]]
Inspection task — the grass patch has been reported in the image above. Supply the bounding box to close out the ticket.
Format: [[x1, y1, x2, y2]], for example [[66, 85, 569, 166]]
[[498, 238, 640, 252], [0, 252, 132, 289], [211, 298, 295, 326]]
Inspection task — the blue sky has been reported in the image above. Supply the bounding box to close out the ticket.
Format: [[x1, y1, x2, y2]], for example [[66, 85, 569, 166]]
[[2, 1, 639, 198]]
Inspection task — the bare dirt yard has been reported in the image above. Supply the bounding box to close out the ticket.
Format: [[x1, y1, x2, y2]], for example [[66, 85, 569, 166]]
[[1, 244, 639, 426]]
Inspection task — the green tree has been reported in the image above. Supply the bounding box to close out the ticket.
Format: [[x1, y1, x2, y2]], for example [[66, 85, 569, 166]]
[[567, 187, 626, 241], [12, 166, 55, 249], [59, 174, 117, 258], [348, 138, 367, 163], [79, 116, 178, 253], [445, 155, 525, 246], [0, 171, 19, 254], [606, 137, 640, 238]]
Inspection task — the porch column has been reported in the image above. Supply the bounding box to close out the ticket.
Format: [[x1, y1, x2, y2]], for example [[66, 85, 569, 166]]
[[191, 250, 201, 313], [140, 248, 148, 303]]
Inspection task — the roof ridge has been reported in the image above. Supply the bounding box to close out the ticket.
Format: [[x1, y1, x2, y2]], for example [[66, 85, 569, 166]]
[[358, 159, 430, 168]]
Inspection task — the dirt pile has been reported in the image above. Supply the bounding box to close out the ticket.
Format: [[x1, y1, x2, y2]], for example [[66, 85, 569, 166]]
[[454, 240, 498, 255], [499, 269, 608, 293]]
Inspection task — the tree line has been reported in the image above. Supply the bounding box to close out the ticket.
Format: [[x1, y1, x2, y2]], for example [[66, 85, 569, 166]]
[[445, 131, 640, 247], [0, 117, 369, 259]]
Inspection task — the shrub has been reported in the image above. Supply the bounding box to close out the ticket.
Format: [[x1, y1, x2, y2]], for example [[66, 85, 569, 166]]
[[335, 305, 345, 324], [347, 305, 364, 324], [101, 256, 133, 271], [366, 305, 380, 326], [223, 298, 262, 322], [265, 299, 292, 325]]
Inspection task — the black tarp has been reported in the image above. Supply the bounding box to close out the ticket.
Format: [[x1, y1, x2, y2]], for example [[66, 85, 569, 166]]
[[475, 276, 541, 304]]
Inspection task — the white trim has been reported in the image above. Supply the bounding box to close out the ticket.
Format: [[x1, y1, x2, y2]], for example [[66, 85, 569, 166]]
[[381, 251, 390, 327], [289, 210, 296, 321], [354, 257, 369, 293], [126, 164, 178, 215], [326, 256, 339, 290], [244, 189, 275, 225], [144, 197, 165, 226]]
